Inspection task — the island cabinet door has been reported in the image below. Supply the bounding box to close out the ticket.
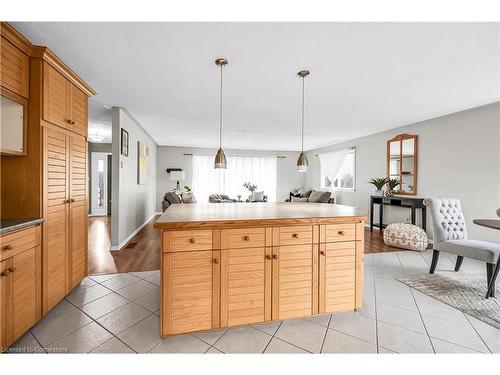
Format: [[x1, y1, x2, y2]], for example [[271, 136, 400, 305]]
[[161, 249, 220, 336], [318, 241, 356, 313], [271, 244, 317, 320], [220, 247, 271, 327]]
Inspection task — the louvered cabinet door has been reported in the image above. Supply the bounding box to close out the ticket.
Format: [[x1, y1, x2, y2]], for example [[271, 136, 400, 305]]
[[319, 242, 356, 314], [220, 247, 270, 327], [69, 84, 88, 137], [0, 259, 10, 349], [1, 35, 29, 98], [69, 134, 88, 289], [43, 63, 69, 130], [43, 127, 69, 313], [162, 250, 219, 336], [272, 244, 314, 320]]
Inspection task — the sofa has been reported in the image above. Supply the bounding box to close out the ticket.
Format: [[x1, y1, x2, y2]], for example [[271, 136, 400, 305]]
[[209, 194, 237, 203], [287, 190, 335, 204], [162, 191, 197, 211]]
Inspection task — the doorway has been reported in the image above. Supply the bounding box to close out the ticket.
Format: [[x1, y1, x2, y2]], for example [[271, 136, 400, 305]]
[[91, 152, 112, 215]]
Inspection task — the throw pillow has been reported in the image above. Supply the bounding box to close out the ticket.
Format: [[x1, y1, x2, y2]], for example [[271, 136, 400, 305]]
[[308, 190, 331, 203], [253, 191, 265, 201], [164, 191, 182, 205], [291, 197, 309, 202], [181, 192, 197, 203]]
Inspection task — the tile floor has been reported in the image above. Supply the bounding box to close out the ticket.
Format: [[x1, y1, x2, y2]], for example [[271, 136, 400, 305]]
[[8, 250, 500, 354]]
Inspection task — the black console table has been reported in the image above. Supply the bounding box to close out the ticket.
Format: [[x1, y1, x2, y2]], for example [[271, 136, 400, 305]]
[[370, 195, 426, 231]]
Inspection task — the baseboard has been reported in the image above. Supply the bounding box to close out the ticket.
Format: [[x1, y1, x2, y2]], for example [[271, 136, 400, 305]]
[[110, 212, 162, 251]]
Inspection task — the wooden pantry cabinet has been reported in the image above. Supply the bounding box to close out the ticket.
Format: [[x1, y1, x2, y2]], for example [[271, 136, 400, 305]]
[[158, 216, 365, 337], [0, 225, 42, 349]]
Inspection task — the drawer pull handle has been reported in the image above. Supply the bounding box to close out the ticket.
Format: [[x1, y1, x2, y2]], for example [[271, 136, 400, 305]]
[[272, 254, 279, 260], [213, 258, 219, 264], [3, 244, 14, 251], [292, 233, 299, 238], [265, 255, 272, 260], [8, 267, 16, 273], [243, 236, 250, 241], [70, 198, 75, 203], [338, 231, 345, 235], [66, 119, 72, 124], [189, 238, 195, 244], [0, 270, 10, 277], [320, 250, 326, 256]]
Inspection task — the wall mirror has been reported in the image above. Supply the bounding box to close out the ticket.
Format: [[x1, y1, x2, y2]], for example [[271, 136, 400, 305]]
[[387, 133, 418, 195]]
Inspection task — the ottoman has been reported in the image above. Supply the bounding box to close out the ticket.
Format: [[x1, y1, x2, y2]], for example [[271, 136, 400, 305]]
[[383, 223, 429, 251]]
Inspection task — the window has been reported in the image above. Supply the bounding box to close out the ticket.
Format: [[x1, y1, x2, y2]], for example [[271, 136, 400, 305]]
[[192, 155, 277, 203], [319, 148, 356, 191]]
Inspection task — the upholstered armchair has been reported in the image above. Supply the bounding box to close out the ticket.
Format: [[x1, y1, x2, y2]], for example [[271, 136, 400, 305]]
[[424, 198, 500, 298]]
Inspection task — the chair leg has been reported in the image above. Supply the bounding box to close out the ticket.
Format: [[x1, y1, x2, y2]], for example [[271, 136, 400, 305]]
[[486, 263, 496, 298], [429, 250, 440, 274], [454, 256, 464, 272]]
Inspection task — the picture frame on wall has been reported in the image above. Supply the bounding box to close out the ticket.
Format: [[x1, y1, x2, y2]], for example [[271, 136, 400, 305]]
[[121, 128, 129, 157]]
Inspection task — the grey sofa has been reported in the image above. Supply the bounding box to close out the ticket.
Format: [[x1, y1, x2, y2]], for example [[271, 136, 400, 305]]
[[162, 191, 182, 211], [424, 197, 500, 298], [287, 190, 335, 204], [209, 194, 236, 203]]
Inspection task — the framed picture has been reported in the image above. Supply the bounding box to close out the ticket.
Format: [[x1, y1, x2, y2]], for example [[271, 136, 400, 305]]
[[121, 128, 129, 157], [137, 141, 149, 185]]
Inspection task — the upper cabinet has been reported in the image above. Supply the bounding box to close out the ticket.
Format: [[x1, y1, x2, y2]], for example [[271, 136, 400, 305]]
[[1, 36, 29, 99], [43, 62, 89, 137], [387, 133, 418, 195]]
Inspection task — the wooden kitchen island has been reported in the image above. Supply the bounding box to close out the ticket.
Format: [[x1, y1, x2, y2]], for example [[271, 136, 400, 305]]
[[154, 202, 368, 337]]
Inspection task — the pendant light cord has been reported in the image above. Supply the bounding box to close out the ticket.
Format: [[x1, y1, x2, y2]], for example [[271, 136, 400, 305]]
[[219, 64, 223, 149], [301, 75, 305, 153]]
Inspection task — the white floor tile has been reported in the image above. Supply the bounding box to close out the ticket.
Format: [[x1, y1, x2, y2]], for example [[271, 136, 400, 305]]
[[65, 284, 112, 307], [193, 329, 227, 345], [80, 292, 129, 320], [214, 326, 272, 354], [117, 314, 162, 353], [377, 321, 434, 353], [251, 321, 282, 335], [91, 337, 135, 353], [145, 273, 160, 286], [115, 280, 158, 300], [89, 273, 120, 283], [329, 312, 377, 344], [377, 302, 426, 333], [413, 290, 471, 325], [134, 289, 160, 312], [48, 322, 112, 353], [304, 314, 331, 327], [431, 337, 482, 353], [206, 347, 224, 354], [149, 334, 210, 353], [9, 331, 45, 353], [97, 303, 151, 335], [275, 318, 327, 353], [101, 274, 141, 291], [322, 330, 377, 353], [129, 270, 159, 280], [264, 338, 309, 353]]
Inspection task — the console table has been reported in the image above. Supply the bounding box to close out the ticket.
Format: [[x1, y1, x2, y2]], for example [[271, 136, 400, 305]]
[[370, 195, 426, 231]]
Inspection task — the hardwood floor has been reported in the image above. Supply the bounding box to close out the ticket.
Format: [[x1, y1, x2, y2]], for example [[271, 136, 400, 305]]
[[88, 216, 404, 274]]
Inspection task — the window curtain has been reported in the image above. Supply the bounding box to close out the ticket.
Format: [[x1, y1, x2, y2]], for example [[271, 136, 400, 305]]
[[192, 155, 277, 203], [319, 148, 349, 187]]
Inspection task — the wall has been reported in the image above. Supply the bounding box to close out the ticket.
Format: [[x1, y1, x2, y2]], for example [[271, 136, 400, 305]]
[[156, 146, 305, 211], [305, 102, 500, 242], [111, 108, 158, 249], [88, 142, 112, 214]]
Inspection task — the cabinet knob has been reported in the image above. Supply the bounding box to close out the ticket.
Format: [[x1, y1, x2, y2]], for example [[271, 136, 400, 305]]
[[66, 119, 72, 124], [292, 233, 299, 238], [64, 199, 71, 204], [70, 198, 75, 203], [189, 238, 195, 244], [272, 254, 279, 260], [3, 244, 14, 251], [71, 120, 76, 125], [338, 231, 345, 236], [265, 255, 272, 260], [320, 250, 326, 256], [213, 258, 219, 264], [7, 267, 16, 273], [243, 236, 250, 241], [0, 270, 10, 277]]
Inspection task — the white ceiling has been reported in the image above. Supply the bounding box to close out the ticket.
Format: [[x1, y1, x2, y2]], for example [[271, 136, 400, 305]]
[[12, 22, 499, 150]]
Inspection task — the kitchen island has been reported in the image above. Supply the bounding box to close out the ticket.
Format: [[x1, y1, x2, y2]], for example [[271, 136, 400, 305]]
[[154, 202, 368, 336]]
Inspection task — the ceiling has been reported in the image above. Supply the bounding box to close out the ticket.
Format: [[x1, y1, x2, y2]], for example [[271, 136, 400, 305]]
[[12, 22, 499, 150]]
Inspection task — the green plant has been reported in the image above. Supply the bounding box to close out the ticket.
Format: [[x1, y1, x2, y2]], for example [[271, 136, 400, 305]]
[[184, 185, 192, 192], [367, 177, 388, 190], [387, 178, 400, 191], [243, 182, 258, 192]]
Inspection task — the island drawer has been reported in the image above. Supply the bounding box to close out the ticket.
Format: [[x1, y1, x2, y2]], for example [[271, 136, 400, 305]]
[[0, 226, 40, 261], [221, 228, 266, 249], [275, 225, 314, 246], [322, 224, 356, 242], [163, 230, 213, 252]]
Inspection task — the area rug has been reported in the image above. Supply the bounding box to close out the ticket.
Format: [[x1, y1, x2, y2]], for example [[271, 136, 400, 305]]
[[398, 273, 500, 330]]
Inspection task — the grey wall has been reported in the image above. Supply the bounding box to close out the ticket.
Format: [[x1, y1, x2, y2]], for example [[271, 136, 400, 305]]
[[305, 102, 500, 242], [156, 146, 306, 211], [111, 108, 158, 249], [88, 142, 112, 215]]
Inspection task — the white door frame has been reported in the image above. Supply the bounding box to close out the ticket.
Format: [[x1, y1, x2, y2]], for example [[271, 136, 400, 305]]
[[90, 152, 111, 216]]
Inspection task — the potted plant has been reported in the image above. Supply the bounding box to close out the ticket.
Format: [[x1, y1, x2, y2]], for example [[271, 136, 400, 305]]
[[243, 182, 258, 201], [386, 178, 400, 197], [368, 177, 388, 196]]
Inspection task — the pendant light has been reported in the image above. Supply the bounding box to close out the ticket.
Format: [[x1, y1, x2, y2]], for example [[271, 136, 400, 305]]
[[296, 69, 310, 172], [214, 58, 228, 169]]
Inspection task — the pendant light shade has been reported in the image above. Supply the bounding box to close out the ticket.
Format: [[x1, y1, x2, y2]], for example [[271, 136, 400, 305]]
[[214, 58, 228, 169], [296, 70, 310, 172]]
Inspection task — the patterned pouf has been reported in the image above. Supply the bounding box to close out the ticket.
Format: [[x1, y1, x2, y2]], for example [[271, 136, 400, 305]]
[[383, 223, 429, 251]]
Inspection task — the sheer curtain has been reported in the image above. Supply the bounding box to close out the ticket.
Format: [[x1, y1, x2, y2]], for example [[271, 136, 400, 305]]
[[192, 155, 277, 203], [319, 149, 348, 188]]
